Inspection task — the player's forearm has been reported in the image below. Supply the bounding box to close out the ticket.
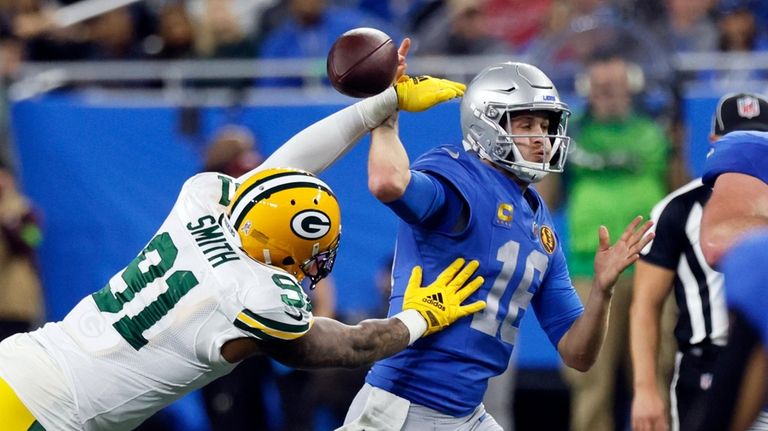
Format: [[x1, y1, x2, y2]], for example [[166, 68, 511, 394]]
[[334, 317, 412, 367], [368, 114, 411, 202], [269, 316, 412, 369], [558, 285, 612, 372], [239, 89, 398, 181]]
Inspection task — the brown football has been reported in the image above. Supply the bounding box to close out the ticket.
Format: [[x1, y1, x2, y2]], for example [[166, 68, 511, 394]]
[[327, 28, 398, 98]]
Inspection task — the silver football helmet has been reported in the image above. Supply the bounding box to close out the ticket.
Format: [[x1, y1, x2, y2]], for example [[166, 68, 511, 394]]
[[460, 62, 571, 183]]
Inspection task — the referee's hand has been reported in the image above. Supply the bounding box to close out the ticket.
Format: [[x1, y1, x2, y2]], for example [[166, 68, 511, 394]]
[[631, 387, 669, 431]]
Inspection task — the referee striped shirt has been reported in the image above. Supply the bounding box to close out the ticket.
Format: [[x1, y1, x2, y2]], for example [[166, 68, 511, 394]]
[[641, 178, 727, 349]]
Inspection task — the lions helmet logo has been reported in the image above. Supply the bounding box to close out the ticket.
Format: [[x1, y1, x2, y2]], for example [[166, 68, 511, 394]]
[[540, 225, 556, 254], [291, 210, 331, 240]]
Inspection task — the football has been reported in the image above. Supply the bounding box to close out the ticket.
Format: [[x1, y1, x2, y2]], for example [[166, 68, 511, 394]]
[[327, 27, 398, 98]]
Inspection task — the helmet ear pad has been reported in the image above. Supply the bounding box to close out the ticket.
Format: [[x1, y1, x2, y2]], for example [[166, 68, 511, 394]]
[[227, 168, 341, 283]]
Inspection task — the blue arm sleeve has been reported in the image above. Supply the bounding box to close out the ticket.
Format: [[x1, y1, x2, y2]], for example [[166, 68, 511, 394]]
[[703, 132, 768, 186], [384, 171, 446, 224], [384, 171, 465, 231], [532, 246, 584, 347]]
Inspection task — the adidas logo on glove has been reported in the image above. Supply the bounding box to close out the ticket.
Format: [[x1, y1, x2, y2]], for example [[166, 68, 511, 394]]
[[422, 293, 446, 311]]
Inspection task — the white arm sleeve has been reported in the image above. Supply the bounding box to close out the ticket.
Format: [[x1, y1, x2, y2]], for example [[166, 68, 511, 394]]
[[236, 87, 398, 182]]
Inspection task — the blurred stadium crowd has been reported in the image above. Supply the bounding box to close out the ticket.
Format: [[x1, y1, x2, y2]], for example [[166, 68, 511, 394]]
[[0, 0, 766, 79], [1, 0, 768, 431], [0, 0, 766, 132]]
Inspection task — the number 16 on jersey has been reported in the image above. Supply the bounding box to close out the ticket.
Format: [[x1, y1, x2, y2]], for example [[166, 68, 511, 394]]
[[470, 240, 548, 344]]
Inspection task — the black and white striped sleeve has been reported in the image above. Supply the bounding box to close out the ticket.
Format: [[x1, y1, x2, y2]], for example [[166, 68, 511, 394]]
[[641, 190, 689, 270]]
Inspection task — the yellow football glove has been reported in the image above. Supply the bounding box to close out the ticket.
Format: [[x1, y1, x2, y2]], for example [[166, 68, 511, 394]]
[[395, 75, 466, 112], [403, 258, 486, 336]]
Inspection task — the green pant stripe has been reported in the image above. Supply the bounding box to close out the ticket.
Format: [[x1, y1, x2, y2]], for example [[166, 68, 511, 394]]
[[28, 421, 45, 431]]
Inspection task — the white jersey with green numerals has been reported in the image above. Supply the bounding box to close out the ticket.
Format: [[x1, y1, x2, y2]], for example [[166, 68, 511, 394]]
[[18, 173, 314, 431]]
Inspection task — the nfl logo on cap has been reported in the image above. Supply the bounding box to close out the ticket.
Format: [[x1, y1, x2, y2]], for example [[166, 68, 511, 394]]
[[736, 95, 760, 119], [712, 92, 768, 135]]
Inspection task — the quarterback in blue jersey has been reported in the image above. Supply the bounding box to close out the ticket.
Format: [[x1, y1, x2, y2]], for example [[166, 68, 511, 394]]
[[341, 62, 654, 430]]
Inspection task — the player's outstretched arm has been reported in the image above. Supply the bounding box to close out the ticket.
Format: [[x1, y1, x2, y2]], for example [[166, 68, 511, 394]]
[[558, 216, 654, 371], [243, 89, 398, 180], [257, 258, 485, 369], [249, 76, 465, 180]]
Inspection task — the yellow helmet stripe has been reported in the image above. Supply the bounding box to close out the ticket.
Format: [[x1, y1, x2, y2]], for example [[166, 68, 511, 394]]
[[230, 172, 333, 230]]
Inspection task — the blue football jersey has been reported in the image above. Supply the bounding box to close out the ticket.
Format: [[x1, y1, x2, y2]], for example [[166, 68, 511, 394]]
[[366, 145, 584, 416], [703, 131, 768, 187], [721, 229, 768, 348]]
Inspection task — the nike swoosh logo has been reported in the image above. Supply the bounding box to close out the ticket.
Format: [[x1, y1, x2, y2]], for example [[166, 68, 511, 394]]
[[284, 309, 304, 321], [443, 148, 460, 159]]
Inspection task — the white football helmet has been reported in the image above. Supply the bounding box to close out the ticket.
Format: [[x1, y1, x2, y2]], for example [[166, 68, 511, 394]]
[[460, 62, 571, 183]]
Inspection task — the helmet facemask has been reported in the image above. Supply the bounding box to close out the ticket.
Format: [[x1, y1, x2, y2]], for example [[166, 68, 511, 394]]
[[299, 236, 339, 289], [475, 105, 571, 183]]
